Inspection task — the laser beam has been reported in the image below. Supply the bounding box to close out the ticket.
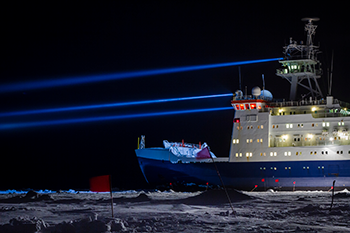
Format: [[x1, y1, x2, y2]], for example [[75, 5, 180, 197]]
[[0, 93, 232, 117], [0, 107, 233, 130], [0, 57, 282, 93]]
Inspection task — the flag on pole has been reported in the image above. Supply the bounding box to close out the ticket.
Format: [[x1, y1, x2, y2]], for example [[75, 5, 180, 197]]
[[90, 175, 111, 192], [196, 147, 212, 159]]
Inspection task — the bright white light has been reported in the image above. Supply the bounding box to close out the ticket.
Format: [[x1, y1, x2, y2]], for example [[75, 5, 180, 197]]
[[311, 107, 317, 112]]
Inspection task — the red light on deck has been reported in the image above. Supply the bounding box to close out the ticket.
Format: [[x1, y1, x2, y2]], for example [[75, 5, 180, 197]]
[[261, 178, 265, 182], [233, 118, 240, 123], [275, 179, 279, 183], [250, 103, 256, 109]]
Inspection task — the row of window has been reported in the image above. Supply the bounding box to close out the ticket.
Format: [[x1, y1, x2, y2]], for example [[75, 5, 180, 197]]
[[232, 138, 263, 144], [246, 125, 264, 129], [259, 166, 325, 170], [272, 122, 346, 129], [234, 150, 350, 158]]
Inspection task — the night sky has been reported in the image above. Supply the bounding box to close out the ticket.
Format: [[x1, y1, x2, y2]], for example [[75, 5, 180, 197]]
[[1, 3, 349, 190]]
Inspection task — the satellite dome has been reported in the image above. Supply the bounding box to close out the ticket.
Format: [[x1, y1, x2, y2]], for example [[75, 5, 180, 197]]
[[260, 90, 273, 100], [252, 86, 261, 97]]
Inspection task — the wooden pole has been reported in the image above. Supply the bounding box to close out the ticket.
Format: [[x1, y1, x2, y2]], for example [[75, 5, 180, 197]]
[[210, 156, 235, 215], [329, 180, 336, 212], [109, 175, 114, 218]]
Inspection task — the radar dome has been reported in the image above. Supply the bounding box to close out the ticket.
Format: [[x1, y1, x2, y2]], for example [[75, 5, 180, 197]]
[[260, 90, 273, 100], [252, 86, 261, 97]]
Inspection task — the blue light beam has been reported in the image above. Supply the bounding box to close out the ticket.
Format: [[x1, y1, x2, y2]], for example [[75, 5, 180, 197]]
[[0, 57, 282, 93], [0, 106, 233, 130], [0, 93, 232, 117]]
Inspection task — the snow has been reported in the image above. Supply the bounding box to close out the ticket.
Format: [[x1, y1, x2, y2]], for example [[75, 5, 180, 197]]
[[0, 189, 349, 232]]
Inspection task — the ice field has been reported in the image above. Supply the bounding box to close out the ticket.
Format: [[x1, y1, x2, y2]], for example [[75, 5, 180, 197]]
[[0, 189, 349, 232]]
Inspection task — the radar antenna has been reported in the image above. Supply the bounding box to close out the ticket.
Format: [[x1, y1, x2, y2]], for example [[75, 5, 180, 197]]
[[276, 18, 323, 101], [302, 18, 320, 47]]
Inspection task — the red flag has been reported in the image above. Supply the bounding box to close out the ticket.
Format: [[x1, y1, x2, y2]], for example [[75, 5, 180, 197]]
[[196, 147, 212, 159], [90, 175, 111, 192]]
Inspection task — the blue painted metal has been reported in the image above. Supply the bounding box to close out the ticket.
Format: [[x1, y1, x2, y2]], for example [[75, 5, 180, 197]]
[[136, 149, 350, 190]]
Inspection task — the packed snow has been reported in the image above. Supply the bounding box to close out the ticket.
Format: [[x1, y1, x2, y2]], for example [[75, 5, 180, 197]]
[[0, 189, 349, 232]]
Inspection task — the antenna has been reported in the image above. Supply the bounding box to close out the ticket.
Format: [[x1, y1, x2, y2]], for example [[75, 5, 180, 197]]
[[262, 74, 265, 91], [329, 50, 334, 95], [238, 66, 242, 90]]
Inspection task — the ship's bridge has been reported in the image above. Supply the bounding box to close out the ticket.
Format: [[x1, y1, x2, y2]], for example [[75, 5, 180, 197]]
[[231, 98, 267, 111]]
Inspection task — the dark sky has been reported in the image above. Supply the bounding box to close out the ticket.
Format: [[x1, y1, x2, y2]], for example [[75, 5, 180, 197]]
[[1, 3, 349, 190]]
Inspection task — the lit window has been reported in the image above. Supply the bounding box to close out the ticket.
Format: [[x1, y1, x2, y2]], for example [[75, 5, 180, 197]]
[[263, 153, 266, 156], [272, 125, 275, 128], [261, 125, 264, 129], [246, 139, 249, 143], [274, 152, 277, 156], [270, 152, 273, 156], [257, 139, 260, 143], [284, 152, 287, 156], [322, 122, 325, 127], [250, 103, 256, 109], [288, 152, 291, 156], [327, 122, 330, 127], [260, 139, 263, 142], [236, 153, 238, 157], [296, 152, 298, 155], [250, 139, 253, 143], [239, 153, 242, 157], [233, 139, 236, 144]]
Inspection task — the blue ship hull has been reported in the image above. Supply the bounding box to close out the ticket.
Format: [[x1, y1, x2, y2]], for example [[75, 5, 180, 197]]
[[137, 156, 350, 191]]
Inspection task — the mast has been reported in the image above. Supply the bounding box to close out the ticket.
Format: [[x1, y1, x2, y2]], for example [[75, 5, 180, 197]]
[[276, 18, 323, 101]]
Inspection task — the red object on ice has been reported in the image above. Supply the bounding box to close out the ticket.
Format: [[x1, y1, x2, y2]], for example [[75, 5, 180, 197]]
[[90, 175, 111, 192], [196, 147, 212, 159], [261, 178, 265, 182], [293, 181, 296, 185], [275, 179, 279, 183], [255, 185, 258, 188]]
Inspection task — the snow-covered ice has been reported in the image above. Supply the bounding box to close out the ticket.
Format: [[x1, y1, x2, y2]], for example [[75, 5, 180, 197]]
[[0, 189, 349, 232]]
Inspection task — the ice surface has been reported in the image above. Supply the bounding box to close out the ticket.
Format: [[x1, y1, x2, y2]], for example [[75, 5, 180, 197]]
[[0, 189, 349, 232]]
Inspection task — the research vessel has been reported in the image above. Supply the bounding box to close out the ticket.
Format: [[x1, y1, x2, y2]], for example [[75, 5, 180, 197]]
[[135, 18, 350, 190]]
